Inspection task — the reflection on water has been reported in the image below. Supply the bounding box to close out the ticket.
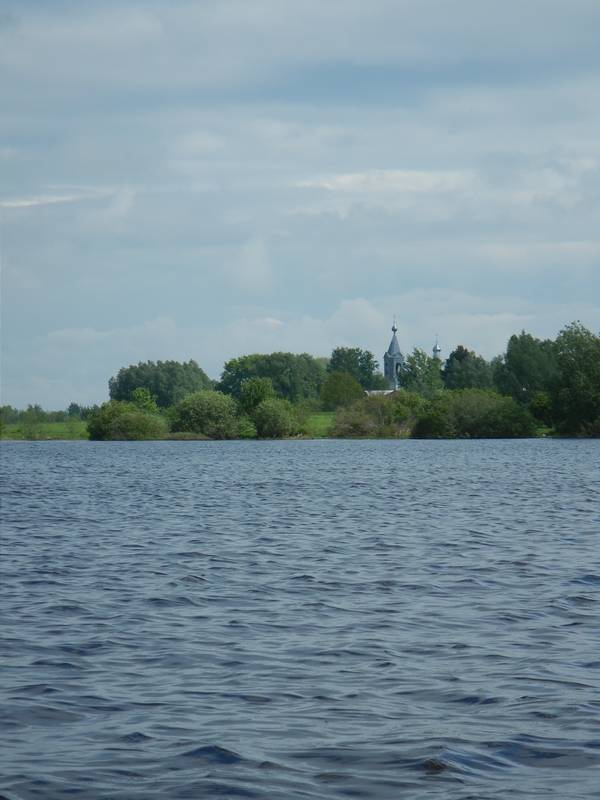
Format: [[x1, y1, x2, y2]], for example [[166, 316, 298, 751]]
[[1, 439, 599, 799]]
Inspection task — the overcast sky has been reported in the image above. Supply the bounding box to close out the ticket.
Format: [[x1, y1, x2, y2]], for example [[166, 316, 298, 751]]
[[1, 0, 599, 408]]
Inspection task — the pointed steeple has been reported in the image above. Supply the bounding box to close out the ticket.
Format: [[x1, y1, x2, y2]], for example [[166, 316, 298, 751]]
[[387, 319, 402, 357], [432, 334, 441, 361], [384, 318, 404, 389]]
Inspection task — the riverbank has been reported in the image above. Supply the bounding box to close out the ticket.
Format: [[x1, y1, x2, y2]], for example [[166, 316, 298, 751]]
[[0, 414, 337, 441]]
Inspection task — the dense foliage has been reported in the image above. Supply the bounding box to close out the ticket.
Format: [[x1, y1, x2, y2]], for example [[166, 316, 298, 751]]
[[332, 391, 425, 438], [327, 347, 387, 389], [398, 348, 443, 397], [552, 322, 600, 435], [413, 390, 536, 439], [87, 401, 168, 440], [320, 371, 364, 410], [109, 360, 212, 407], [443, 346, 493, 390], [171, 390, 240, 439], [238, 377, 276, 414], [253, 398, 300, 438], [219, 352, 326, 402]]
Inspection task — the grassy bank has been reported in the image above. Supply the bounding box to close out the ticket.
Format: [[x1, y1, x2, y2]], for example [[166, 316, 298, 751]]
[[1, 421, 89, 440], [301, 412, 334, 438]]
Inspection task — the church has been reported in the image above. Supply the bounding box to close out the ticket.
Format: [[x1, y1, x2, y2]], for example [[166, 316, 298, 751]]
[[381, 322, 441, 390]]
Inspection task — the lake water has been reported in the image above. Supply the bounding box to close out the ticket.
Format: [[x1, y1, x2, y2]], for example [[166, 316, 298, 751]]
[[1, 439, 599, 799]]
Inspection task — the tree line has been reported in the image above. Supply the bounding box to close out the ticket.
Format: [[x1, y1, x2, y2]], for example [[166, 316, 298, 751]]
[[2, 321, 599, 439]]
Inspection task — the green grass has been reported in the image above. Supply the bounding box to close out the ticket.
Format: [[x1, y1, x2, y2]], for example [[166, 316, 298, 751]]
[[1, 420, 89, 440], [302, 411, 335, 438]]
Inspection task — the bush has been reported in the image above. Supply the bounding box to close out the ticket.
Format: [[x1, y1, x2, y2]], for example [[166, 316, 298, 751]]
[[331, 403, 378, 437], [237, 415, 258, 439], [253, 398, 299, 438], [87, 401, 168, 440], [107, 410, 168, 440], [331, 391, 423, 438], [239, 377, 276, 414], [172, 390, 240, 439], [320, 371, 364, 410], [109, 359, 212, 407], [413, 390, 536, 439]]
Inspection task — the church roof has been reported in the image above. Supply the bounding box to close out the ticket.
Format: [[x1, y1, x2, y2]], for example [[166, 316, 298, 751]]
[[386, 325, 402, 356]]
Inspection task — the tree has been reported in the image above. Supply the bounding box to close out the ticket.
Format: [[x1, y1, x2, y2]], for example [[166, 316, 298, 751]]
[[172, 390, 240, 439], [253, 398, 299, 438], [327, 347, 386, 389], [331, 390, 424, 438], [413, 390, 536, 439], [219, 353, 326, 402], [320, 371, 364, 410], [87, 401, 167, 440], [109, 360, 212, 408], [131, 387, 159, 414], [67, 402, 83, 418], [552, 322, 600, 436], [443, 346, 493, 390], [20, 405, 44, 439], [239, 377, 276, 414], [398, 348, 443, 397], [493, 331, 558, 403]]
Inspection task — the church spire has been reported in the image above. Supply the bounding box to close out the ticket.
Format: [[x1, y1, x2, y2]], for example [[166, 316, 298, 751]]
[[432, 334, 442, 361], [384, 318, 403, 389]]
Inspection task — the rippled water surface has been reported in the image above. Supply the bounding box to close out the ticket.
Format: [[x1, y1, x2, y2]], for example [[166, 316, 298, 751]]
[[1, 439, 599, 799]]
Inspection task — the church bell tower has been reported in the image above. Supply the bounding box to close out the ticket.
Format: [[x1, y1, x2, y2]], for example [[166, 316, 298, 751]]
[[383, 321, 404, 389]]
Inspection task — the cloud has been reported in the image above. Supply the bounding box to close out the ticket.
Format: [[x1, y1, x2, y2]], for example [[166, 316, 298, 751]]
[[1, 0, 599, 407], [0, 193, 94, 209], [297, 169, 474, 194]]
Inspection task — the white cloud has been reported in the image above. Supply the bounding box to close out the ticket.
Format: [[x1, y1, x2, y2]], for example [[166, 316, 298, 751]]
[[297, 169, 475, 194], [1, 0, 600, 407], [0, 193, 91, 209]]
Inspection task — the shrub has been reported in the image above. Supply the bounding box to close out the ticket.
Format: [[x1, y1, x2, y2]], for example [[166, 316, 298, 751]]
[[237, 415, 258, 439], [172, 390, 240, 439], [331, 403, 378, 437], [239, 377, 276, 414], [87, 401, 168, 440], [320, 371, 364, 410], [108, 410, 168, 440], [413, 390, 536, 439], [253, 398, 299, 438], [331, 391, 422, 438]]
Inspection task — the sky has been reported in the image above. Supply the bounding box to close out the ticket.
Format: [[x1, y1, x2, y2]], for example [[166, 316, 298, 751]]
[[1, 0, 599, 408]]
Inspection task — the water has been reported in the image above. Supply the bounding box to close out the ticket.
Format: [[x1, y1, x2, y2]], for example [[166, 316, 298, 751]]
[[1, 439, 599, 800]]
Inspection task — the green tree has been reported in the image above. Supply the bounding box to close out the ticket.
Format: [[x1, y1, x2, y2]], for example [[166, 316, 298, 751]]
[[0, 405, 19, 424], [253, 398, 299, 438], [20, 404, 43, 439], [107, 410, 168, 440], [87, 401, 167, 440], [239, 377, 276, 414], [320, 371, 364, 410], [172, 390, 240, 439], [443, 346, 493, 390], [552, 322, 600, 436], [331, 390, 424, 438], [219, 352, 326, 402], [109, 360, 212, 408], [131, 387, 159, 414], [413, 390, 536, 439], [398, 348, 443, 397], [67, 402, 83, 418], [493, 331, 558, 403], [327, 346, 386, 389]]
